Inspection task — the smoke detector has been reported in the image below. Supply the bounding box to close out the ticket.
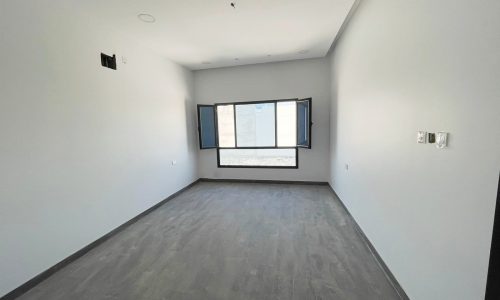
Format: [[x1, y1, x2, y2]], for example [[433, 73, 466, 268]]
[[138, 13, 155, 23]]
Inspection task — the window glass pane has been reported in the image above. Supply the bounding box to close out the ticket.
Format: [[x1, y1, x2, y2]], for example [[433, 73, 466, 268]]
[[216, 105, 235, 147], [277, 101, 297, 147], [219, 149, 296, 167], [198, 106, 216, 149], [235, 103, 275, 147]]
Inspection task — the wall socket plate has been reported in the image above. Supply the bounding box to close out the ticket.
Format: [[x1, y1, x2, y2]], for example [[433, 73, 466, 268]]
[[417, 131, 427, 143], [436, 132, 448, 149]]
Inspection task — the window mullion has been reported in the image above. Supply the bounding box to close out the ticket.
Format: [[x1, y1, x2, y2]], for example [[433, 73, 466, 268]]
[[274, 101, 277, 148], [214, 105, 219, 148]]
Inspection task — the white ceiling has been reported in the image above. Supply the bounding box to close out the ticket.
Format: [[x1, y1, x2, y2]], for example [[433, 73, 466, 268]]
[[76, 0, 355, 70]]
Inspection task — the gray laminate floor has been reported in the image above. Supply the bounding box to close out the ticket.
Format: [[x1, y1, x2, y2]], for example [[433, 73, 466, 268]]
[[18, 182, 401, 300]]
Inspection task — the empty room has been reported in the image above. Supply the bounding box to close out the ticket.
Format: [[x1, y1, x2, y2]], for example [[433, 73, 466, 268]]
[[1, 0, 499, 299]]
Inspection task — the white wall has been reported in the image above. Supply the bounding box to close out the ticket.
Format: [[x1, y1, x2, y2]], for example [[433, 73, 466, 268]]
[[0, 1, 198, 296], [329, 0, 500, 299], [194, 58, 331, 182]]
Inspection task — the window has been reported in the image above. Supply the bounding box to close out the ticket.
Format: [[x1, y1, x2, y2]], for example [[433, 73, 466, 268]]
[[216, 105, 235, 147], [218, 149, 297, 167], [235, 103, 275, 147], [197, 98, 311, 168]]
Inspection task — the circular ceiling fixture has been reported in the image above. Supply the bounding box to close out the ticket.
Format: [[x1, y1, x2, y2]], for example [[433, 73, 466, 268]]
[[138, 13, 156, 23]]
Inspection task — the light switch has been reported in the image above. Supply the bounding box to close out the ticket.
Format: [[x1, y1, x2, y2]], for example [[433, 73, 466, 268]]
[[428, 133, 436, 143], [436, 132, 448, 149], [417, 131, 427, 143]]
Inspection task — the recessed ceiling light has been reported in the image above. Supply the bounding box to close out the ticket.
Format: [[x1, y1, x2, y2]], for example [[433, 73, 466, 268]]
[[138, 13, 155, 23], [299, 50, 309, 54]]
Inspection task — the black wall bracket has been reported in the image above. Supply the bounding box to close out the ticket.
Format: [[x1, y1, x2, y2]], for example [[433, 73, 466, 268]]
[[101, 53, 117, 70]]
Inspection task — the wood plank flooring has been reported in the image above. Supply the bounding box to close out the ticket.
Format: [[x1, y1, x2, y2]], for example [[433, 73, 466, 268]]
[[17, 182, 401, 300]]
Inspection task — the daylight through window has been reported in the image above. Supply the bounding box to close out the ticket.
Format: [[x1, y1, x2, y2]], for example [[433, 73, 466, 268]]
[[197, 98, 311, 168]]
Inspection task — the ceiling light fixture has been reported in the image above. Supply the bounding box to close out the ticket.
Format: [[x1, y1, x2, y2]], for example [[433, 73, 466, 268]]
[[138, 13, 156, 23]]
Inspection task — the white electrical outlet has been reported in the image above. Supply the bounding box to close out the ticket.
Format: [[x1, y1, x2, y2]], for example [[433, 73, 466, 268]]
[[436, 132, 448, 149], [417, 131, 427, 143]]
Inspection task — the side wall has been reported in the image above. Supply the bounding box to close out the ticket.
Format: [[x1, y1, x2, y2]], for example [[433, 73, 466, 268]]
[[0, 2, 198, 296], [194, 58, 331, 182], [329, 0, 500, 299]]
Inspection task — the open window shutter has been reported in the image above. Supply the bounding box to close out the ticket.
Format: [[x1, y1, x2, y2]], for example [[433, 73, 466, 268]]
[[296, 98, 312, 148], [197, 105, 217, 149]]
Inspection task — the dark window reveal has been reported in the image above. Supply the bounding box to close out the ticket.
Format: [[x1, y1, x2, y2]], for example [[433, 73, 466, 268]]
[[486, 174, 500, 300]]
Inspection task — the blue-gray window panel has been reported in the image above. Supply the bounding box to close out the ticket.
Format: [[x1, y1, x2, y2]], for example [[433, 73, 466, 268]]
[[198, 105, 216, 149]]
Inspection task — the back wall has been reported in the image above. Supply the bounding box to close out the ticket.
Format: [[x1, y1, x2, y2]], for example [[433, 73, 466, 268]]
[[194, 58, 331, 182]]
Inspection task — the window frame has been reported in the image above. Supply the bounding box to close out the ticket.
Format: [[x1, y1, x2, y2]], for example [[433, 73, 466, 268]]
[[214, 98, 300, 169], [296, 98, 312, 149]]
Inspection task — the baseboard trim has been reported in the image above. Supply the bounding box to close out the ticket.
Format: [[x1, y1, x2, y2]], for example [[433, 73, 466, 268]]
[[327, 184, 410, 300], [1, 179, 200, 300], [199, 178, 329, 185]]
